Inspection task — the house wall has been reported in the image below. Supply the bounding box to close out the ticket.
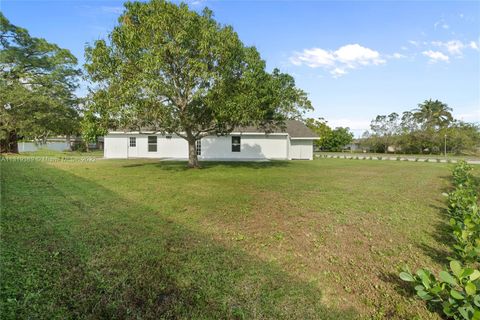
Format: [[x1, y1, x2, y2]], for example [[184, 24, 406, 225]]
[[135, 135, 188, 158], [104, 133, 313, 160], [200, 135, 288, 160], [289, 139, 313, 160], [104, 135, 128, 158]]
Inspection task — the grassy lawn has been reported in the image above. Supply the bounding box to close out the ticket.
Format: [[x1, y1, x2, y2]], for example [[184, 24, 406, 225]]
[[2, 158, 478, 319]]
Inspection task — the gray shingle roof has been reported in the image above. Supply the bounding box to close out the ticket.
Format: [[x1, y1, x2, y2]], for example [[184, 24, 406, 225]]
[[112, 120, 318, 138], [234, 120, 318, 138]]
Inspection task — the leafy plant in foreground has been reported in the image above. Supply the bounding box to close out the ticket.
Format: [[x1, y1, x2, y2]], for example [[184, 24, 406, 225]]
[[453, 161, 474, 187], [400, 261, 480, 320], [400, 161, 480, 318]]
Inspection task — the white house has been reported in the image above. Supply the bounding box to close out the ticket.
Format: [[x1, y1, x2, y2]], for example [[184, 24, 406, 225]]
[[103, 120, 318, 160]]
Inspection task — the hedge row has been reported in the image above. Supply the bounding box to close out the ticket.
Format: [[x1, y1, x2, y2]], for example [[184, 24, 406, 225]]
[[400, 161, 479, 319]]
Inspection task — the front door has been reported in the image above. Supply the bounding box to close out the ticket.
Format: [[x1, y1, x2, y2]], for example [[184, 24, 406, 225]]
[[127, 136, 138, 158]]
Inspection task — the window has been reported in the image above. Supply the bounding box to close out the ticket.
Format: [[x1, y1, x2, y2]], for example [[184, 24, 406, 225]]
[[196, 139, 201, 156], [231, 136, 241, 152], [148, 136, 157, 152], [129, 137, 136, 147]]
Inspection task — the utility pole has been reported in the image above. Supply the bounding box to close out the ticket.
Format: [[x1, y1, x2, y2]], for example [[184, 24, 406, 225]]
[[444, 134, 447, 158]]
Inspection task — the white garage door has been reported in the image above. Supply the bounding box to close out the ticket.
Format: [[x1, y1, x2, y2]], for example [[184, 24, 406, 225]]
[[290, 140, 313, 160]]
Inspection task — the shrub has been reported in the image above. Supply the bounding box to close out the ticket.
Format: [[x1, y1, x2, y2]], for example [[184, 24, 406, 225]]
[[415, 158, 419, 162], [453, 161, 474, 187], [396, 156, 401, 161], [400, 161, 480, 318], [448, 183, 479, 263], [400, 261, 480, 320], [449, 203, 480, 263], [377, 156, 382, 160]]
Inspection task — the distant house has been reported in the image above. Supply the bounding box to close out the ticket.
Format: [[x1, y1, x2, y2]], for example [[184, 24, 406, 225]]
[[344, 139, 365, 152], [103, 120, 318, 160], [18, 137, 103, 152]]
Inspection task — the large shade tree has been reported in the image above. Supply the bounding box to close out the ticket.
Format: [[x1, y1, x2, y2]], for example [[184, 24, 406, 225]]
[[0, 13, 81, 153], [84, 0, 312, 167]]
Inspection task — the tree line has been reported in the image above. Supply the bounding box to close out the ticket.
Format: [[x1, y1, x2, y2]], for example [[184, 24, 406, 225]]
[[305, 99, 479, 155], [361, 100, 480, 155]]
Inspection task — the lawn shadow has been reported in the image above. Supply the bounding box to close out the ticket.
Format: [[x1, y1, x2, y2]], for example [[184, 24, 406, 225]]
[[200, 160, 291, 170], [2, 161, 356, 319], [121, 160, 291, 171], [412, 202, 453, 266]]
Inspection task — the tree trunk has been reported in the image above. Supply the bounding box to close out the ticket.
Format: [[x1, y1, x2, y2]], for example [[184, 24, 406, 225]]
[[66, 135, 72, 151], [0, 130, 19, 153], [187, 138, 199, 168]]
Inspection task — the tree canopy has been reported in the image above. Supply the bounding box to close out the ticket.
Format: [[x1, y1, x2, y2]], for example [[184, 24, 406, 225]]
[[305, 117, 353, 151], [0, 13, 81, 153], [84, 0, 312, 167]]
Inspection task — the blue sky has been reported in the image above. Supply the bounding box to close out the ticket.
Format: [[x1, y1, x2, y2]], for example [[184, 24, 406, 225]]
[[2, 0, 479, 135]]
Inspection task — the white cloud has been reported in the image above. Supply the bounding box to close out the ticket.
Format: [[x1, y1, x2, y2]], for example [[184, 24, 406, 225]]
[[408, 40, 419, 47], [290, 48, 335, 68], [434, 19, 449, 30], [469, 41, 479, 50], [432, 40, 465, 55], [391, 52, 406, 59], [422, 50, 450, 63], [335, 44, 385, 66], [330, 68, 347, 78], [290, 44, 384, 77]]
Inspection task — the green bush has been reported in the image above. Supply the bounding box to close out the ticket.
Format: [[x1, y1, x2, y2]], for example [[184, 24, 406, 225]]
[[453, 161, 474, 187], [400, 261, 480, 320], [400, 161, 480, 318], [448, 189, 480, 263]]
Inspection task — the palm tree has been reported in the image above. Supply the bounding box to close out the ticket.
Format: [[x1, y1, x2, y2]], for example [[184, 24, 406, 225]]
[[413, 99, 453, 129]]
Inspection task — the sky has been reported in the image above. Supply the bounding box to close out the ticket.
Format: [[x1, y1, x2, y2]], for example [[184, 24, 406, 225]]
[[2, 0, 479, 136]]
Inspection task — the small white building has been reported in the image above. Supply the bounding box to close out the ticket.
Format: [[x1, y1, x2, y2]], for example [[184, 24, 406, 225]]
[[104, 120, 318, 160]]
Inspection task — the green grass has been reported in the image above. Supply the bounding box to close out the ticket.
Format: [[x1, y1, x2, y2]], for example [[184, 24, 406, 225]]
[[2, 159, 478, 319]]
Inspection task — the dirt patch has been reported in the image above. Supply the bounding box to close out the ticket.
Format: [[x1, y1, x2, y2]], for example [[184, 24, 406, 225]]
[[200, 190, 440, 319]]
